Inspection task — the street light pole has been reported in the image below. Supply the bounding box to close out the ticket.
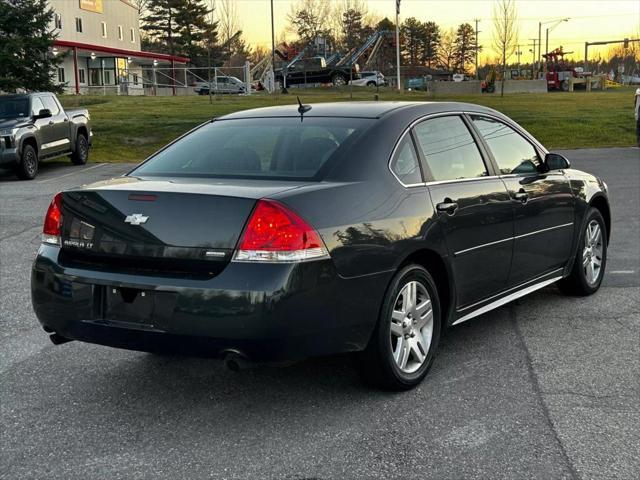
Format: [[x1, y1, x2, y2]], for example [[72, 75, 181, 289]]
[[474, 18, 481, 80], [395, 0, 401, 91]]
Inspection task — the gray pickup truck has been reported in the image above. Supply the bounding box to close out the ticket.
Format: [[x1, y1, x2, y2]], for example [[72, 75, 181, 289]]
[[0, 92, 92, 180]]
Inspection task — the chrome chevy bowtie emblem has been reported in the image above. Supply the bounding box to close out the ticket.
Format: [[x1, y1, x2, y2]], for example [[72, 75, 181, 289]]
[[124, 213, 149, 225]]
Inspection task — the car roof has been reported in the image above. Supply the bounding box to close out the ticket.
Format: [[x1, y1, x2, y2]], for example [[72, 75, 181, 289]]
[[218, 101, 502, 120]]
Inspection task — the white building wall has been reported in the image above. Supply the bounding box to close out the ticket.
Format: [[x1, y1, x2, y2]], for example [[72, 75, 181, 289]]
[[49, 0, 140, 50]]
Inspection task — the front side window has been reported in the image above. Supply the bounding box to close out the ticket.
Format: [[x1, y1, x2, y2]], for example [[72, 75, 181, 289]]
[[413, 116, 488, 181], [131, 117, 371, 180], [471, 116, 540, 175], [390, 136, 422, 185], [42, 96, 60, 115], [30, 98, 45, 117]]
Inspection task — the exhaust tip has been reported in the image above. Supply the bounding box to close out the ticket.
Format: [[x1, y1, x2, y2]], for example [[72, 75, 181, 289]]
[[49, 333, 73, 345], [222, 349, 253, 371]]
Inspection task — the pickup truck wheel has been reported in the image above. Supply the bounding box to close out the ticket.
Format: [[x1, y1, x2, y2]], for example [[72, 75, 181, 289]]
[[70, 133, 89, 165], [16, 144, 38, 180], [332, 74, 347, 86], [366, 81, 376, 87]]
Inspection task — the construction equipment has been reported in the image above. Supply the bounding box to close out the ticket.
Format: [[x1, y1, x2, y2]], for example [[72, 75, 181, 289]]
[[543, 46, 578, 91]]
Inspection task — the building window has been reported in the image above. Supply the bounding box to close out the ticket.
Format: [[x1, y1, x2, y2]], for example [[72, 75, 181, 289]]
[[54, 13, 62, 29], [101, 22, 107, 38], [57, 67, 65, 83], [75, 17, 83, 33], [78, 69, 86, 84], [130, 28, 135, 43], [118, 25, 123, 41], [133, 73, 139, 85]]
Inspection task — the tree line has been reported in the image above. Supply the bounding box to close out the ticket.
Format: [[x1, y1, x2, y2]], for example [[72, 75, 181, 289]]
[[139, 0, 251, 67]]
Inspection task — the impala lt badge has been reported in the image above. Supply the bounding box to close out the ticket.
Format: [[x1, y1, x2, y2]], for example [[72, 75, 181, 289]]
[[124, 213, 149, 225]]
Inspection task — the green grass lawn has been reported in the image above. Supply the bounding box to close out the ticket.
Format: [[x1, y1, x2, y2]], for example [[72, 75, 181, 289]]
[[60, 86, 638, 163]]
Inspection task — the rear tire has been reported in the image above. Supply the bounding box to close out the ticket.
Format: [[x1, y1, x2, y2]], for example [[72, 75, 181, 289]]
[[70, 133, 89, 165], [357, 264, 441, 390], [558, 208, 607, 296], [16, 144, 38, 180], [366, 81, 376, 87]]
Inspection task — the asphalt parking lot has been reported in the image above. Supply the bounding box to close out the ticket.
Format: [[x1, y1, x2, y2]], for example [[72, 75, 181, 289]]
[[1, 148, 638, 480]]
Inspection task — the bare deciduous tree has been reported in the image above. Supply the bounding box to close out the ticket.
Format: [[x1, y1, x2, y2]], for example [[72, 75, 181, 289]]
[[217, 0, 239, 55], [437, 28, 456, 71], [287, 0, 332, 45], [492, 0, 519, 96]]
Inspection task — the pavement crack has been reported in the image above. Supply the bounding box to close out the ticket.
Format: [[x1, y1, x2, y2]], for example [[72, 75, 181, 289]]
[[509, 305, 581, 480], [0, 224, 40, 242]]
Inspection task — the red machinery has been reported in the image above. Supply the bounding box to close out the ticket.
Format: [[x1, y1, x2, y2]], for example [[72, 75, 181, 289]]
[[543, 46, 578, 91]]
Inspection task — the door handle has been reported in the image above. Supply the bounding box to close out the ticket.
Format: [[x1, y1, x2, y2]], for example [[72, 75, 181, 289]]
[[514, 190, 529, 203], [436, 201, 458, 215]]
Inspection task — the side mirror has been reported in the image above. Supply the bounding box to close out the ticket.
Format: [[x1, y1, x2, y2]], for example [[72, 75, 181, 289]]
[[544, 152, 571, 171], [34, 109, 52, 120]]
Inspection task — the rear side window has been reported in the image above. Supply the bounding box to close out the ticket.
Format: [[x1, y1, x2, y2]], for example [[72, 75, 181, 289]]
[[471, 116, 540, 175], [390, 136, 422, 185], [131, 117, 372, 180], [413, 116, 488, 181]]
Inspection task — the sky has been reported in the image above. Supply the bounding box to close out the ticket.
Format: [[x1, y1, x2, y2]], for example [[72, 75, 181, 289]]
[[227, 0, 640, 62]]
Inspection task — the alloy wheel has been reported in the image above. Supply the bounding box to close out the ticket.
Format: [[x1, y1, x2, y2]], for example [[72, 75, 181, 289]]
[[583, 219, 603, 285], [390, 280, 434, 374], [24, 150, 37, 176]]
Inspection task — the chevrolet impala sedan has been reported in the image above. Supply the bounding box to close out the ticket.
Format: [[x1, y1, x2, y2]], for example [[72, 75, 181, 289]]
[[31, 102, 610, 389]]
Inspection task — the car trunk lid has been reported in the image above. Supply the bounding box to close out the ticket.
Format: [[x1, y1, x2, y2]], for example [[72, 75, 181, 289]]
[[57, 176, 308, 278]]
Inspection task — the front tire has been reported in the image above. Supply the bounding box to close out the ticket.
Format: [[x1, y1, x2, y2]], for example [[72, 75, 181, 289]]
[[559, 207, 607, 296], [16, 144, 38, 180], [332, 74, 346, 87], [357, 264, 441, 390], [366, 81, 376, 87], [70, 133, 89, 165]]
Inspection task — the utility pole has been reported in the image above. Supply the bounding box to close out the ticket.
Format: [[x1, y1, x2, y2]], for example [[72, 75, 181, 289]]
[[395, 0, 401, 91], [537, 21, 542, 78], [474, 18, 481, 80], [529, 38, 537, 77], [270, 0, 276, 93]]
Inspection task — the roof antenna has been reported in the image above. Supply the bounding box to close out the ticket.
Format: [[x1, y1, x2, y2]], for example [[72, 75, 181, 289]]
[[297, 96, 311, 121]]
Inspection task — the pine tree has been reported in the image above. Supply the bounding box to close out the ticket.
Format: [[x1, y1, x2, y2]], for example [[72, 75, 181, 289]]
[[141, 0, 185, 56], [401, 17, 426, 66], [453, 23, 476, 74], [0, 0, 63, 92], [421, 21, 441, 68], [341, 8, 364, 53], [176, 0, 216, 66]]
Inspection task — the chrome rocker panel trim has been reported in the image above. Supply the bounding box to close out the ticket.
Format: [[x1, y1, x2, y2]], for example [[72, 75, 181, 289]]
[[452, 270, 564, 326]]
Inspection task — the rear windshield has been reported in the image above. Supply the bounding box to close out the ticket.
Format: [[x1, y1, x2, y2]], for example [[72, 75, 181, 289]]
[[131, 117, 373, 180]]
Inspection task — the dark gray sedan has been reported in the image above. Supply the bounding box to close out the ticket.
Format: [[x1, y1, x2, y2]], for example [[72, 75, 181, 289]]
[[31, 101, 610, 389]]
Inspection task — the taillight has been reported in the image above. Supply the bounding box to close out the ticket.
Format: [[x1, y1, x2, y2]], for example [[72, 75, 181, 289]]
[[233, 199, 329, 263], [42, 193, 63, 245]]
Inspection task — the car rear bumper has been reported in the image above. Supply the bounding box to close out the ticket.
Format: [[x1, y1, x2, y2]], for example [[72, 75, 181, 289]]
[[31, 245, 391, 361]]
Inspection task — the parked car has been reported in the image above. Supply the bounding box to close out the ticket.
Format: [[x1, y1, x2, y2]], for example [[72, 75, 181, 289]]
[[349, 71, 386, 87], [32, 102, 610, 390], [276, 56, 360, 87], [0, 92, 92, 179], [193, 76, 246, 95]]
